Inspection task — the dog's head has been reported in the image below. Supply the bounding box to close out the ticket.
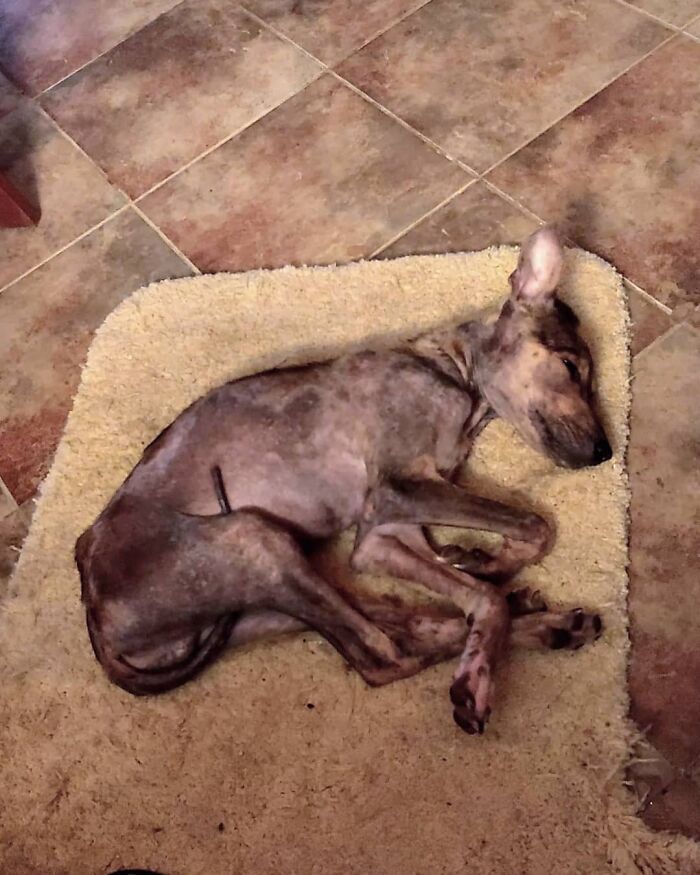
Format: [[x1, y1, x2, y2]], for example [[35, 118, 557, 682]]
[[475, 227, 612, 469]]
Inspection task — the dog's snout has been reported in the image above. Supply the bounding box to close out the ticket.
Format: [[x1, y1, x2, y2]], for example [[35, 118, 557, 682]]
[[592, 436, 612, 465]]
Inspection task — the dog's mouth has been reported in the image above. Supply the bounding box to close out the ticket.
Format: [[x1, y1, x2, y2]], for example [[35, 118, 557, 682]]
[[531, 410, 610, 469]]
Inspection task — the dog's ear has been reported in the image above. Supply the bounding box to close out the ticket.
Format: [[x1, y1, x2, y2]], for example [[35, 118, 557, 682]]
[[509, 226, 563, 306]]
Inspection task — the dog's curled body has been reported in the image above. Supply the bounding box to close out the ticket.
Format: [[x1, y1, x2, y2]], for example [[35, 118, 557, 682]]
[[77, 228, 609, 734]]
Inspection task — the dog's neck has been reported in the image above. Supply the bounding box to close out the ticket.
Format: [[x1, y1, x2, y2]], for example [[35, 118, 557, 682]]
[[406, 318, 489, 396], [405, 317, 496, 439]]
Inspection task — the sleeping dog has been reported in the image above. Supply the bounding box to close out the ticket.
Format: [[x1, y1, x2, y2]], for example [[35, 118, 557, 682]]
[[76, 227, 610, 734]]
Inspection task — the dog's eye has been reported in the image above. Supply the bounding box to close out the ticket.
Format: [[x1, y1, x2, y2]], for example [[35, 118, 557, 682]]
[[562, 358, 580, 383]]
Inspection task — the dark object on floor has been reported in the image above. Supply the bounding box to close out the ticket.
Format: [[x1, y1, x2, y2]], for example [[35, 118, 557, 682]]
[[106, 869, 167, 875], [0, 171, 40, 227]]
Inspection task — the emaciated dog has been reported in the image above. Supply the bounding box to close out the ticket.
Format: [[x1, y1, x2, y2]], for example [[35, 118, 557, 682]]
[[76, 227, 611, 734]]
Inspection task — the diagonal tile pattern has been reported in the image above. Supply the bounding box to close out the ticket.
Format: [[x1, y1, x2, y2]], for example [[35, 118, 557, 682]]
[[0, 0, 182, 95], [139, 75, 469, 272], [378, 182, 540, 258], [41, 0, 322, 198], [625, 0, 700, 25], [0, 209, 192, 502], [0, 0, 698, 841], [0, 104, 126, 287], [337, 0, 667, 171], [489, 37, 700, 311], [242, 0, 430, 65], [627, 325, 700, 834]]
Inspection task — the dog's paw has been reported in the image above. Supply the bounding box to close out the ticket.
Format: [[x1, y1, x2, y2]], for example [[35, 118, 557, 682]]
[[536, 608, 603, 650], [449, 649, 494, 735], [510, 607, 603, 651], [547, 608, 602, 650]]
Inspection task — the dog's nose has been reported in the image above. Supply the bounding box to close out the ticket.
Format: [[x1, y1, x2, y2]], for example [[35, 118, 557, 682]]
[[592, 436, 612, 465]]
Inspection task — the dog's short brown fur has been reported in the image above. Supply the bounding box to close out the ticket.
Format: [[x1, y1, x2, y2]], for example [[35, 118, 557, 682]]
[[76, 228, 610, 734]]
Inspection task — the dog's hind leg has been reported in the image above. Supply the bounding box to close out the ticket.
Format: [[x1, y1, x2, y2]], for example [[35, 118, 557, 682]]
[[225, 594, 603, 657], [81, 499, 437, 693], [264, 556, 452, 686], [352, 524, 508, 734]]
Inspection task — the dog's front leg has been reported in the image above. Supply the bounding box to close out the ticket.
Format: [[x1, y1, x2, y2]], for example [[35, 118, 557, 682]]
[[365, 475, 553, 583]]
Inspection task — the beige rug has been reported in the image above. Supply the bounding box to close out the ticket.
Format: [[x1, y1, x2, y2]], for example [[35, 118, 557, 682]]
[[2, 248, 698, 875]]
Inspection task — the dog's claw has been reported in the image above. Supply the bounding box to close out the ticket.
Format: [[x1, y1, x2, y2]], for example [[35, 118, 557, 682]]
[[452, 703, 491, 736], [453, 707, 478, 734], [449, 653, 493, 737], [593, 614, 603, 638]]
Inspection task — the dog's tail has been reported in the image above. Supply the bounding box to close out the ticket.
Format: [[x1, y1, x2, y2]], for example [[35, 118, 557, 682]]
[[85, 605, 237, 696]]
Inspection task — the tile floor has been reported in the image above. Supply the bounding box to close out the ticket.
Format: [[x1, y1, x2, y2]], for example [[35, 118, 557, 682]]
[[0, 0, 698, 838]]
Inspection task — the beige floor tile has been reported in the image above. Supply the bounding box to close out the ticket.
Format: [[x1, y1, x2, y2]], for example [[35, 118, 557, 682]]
[[627, 285, 674, 356], [0, 105, 126, 288], [337, 0, 666, 172], [0, 209, 192, 503], [628, 325, 700, 777], [489, 38, 700, 312], [42, 0, 321, 198], [243, 0, 429, 65], [626, 0, 700, 26], [0, 0, 181, 95], [139, 75, 468, 272], [378, 182, 539, 258]]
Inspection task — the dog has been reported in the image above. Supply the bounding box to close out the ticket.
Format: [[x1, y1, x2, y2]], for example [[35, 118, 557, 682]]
[[76, 227, 611, 735]]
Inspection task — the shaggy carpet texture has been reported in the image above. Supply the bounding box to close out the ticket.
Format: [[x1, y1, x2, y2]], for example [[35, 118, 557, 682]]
[[2, 247, 698, 875]]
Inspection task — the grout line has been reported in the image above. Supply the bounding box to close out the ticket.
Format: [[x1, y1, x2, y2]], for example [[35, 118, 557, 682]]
[[36, 0, 189, 97], [0, 475, 19, 515], [37, 41, 131, 96], [622, 276, 672, 314], [327, 0, 434, 60], [330, 70, 479, 175], [239, 6, 332, 66], [479, 179, 546, 226], [133, 127, 254, 203], [633, 321, 684, 363], [368, 178, 477, 257], [685, 9, 700, 31], [480, 30, 679, 179], [0, 205, 130, 297], [242, 5, 479, 176], [484, 180, 678, 317], [130, 203, 201, 274], [133, 79, 322, 203], [34, 103, 131, 200], [610, 0, 685, 31], [240, 0, 432, 66], [0, 105, 200, 291]]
